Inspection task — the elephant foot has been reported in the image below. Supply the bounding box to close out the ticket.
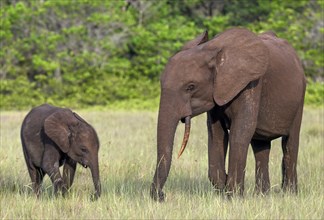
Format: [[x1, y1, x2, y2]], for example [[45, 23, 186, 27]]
[[150, 183, 165, 202], [282, 183, 298, 194], [224, 183, 244, 199], [211, 185, 226, 196], [54, 179, 67, 197], [224, 189, 234, 199], [281, 175, 297, 194], [254, 185, 270, 196], [212, 183, 226, 192], [253, 189, 270, 197], [34, 187, 42, 198], [224, 189, 245, 200], [90, 192, 100, 201], [209, 173, 227, 194]]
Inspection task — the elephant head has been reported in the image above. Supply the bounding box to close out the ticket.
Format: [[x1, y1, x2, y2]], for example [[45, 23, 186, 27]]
[[151, 28, 269, 201], [44, 109, 101, 198]]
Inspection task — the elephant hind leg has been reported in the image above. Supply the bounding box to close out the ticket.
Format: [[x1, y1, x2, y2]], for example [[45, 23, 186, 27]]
[[281, 105, 303, 193], [281, 133, 300, 193], [27, 164, 44, 197], [281, 135, 298, 193], [34, 168, 45, 197], [251, 139, 271, 195]]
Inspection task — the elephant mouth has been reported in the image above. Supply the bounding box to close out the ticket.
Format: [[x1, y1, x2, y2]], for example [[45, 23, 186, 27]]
[[80, 161, 88, 168], [180, 115, 191, 123]]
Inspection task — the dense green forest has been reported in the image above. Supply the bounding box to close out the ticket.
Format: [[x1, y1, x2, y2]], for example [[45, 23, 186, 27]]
[[0, 0, 323, 110]]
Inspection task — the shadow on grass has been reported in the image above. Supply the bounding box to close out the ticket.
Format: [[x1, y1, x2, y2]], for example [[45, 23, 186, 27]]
[[0, 173, 63, 200], [102, 174, 300, 201], [1, 173, 297, 201], [102, 175, 221, 200], [0, 174, 33, 195]]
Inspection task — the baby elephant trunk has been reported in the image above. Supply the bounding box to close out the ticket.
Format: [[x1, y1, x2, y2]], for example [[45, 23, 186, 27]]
[[90, 160, 101, 200], [177, 116, 191, 158]]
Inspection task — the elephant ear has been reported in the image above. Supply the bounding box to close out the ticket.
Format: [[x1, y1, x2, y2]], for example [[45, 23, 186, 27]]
[[73, 112, 88, 125], [181, 30, 209, 50], [207, 28, 269, 106], [44, 109, 79, 153]]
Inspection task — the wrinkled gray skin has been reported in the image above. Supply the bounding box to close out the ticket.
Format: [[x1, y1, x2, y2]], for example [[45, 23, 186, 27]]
[[151, 28, 306, 202], [21, 104, 101, 199]]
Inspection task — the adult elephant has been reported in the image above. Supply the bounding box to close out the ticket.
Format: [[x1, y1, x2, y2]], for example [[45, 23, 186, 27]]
[[150, 28, 306, 202], [21, 104, 101, 199]]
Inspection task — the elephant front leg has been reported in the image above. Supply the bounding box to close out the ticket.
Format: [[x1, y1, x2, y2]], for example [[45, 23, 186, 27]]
[[226, 82, 261, 196], [42, 145, 66, 196], [226, 121, 257, 196], [43, 164, 65, 196], [226, 120, 258, 196], [226, 140, 250, 196], [62, 158, 77, 195], [226, 110, 258, 196], [207, 110, 228, 192]]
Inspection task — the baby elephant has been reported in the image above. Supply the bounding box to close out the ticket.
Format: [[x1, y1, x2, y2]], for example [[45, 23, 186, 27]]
[[21, 104, 101, 199]]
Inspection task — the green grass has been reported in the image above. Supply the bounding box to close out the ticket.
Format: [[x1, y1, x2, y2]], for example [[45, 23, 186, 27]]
[[1, 107, 323, 219]]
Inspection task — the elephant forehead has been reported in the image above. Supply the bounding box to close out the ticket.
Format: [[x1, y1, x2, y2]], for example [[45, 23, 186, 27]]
[[162, 60, 200, 87], [170, 49, 202, 63], [165, 51, 202, 75], [166, 58, 200, 73], [77, 126, 98, 142]]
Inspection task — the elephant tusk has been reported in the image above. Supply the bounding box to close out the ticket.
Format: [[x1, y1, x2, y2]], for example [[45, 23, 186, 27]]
[[177, 116, 191, 159]]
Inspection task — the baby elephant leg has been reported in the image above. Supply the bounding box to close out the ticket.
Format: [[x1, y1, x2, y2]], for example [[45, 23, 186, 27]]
[[27, 164, 45, 197], [42, 145, 66, 196], [63, 158, 77, 194]]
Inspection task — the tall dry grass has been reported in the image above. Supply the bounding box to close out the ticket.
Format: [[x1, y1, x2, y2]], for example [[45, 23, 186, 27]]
[[0, 107, 323, 219]]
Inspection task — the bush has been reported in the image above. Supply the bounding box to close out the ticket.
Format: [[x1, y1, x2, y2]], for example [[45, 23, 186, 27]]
[[305, 81, 324, 107], [0, 0, 323, 110]]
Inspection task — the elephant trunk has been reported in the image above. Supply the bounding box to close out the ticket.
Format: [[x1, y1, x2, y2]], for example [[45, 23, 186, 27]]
[[151, 100, 179, 202], [90, 157, 101, 200], [177, 116, 191, 158]]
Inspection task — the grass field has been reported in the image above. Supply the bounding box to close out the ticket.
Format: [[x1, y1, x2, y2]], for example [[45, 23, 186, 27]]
[[0, 107, 323, 219]]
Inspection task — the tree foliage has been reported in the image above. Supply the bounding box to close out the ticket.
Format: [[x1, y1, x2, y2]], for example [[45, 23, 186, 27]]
[[0, 0, 323, 109]]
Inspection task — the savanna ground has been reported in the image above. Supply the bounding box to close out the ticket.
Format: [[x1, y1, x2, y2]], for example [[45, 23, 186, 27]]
[[0, 107, 323, 219]]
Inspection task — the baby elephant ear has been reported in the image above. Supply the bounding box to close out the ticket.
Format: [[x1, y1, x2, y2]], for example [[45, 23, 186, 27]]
[[44, 109, 78, 153], [181, 30, 209, 50], [211, 28, 269, 106], [73, 112, 88, 124]]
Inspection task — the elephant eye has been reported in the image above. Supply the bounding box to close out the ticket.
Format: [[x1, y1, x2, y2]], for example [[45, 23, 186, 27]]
[[186, 84, 195, 92], [81, 146, 88, 153]]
